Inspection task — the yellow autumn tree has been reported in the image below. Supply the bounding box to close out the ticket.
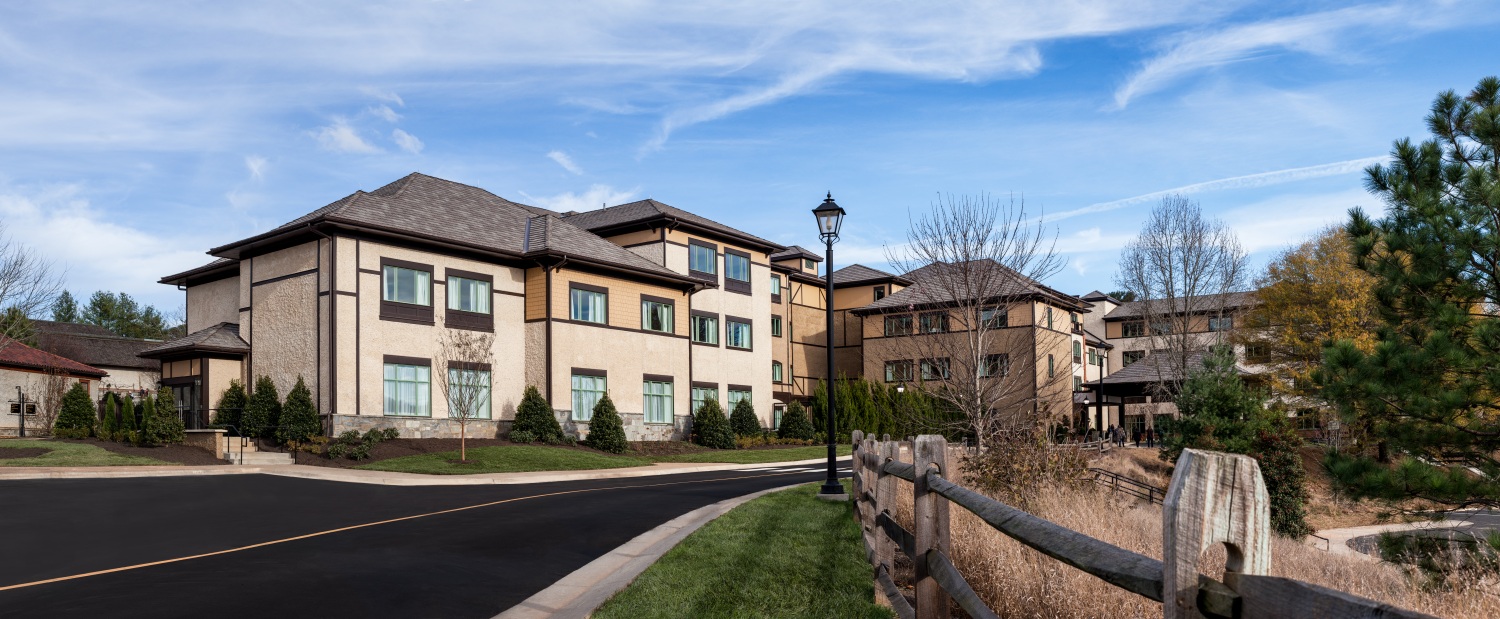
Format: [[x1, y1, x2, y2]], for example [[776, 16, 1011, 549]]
[[1241, 226, 1378, 413]]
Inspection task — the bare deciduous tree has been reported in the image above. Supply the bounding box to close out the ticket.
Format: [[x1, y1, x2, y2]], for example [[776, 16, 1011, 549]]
[[435, 320, 496, 463], [883, 194, 1071, 446], [1113, 194, 1249, 396], [0, 223, 63, 343], [29, 369, 70, 435]]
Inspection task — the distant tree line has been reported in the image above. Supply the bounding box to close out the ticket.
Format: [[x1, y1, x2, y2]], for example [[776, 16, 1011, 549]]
[[48, 290, 185, 340]]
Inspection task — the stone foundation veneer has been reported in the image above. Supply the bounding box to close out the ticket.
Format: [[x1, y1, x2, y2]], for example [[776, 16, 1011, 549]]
[[326, 411, 692, 441]]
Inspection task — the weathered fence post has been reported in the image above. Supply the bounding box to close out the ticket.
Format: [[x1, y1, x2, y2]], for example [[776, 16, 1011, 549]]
[[875, 437, 898, 573], [913, 435, 951, 619], [1162, 449, 1271, 619]]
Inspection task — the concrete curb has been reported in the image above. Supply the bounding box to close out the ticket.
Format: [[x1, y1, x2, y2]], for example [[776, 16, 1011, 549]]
[[0, 457, 845, 486], [494, 482, 811, 619]]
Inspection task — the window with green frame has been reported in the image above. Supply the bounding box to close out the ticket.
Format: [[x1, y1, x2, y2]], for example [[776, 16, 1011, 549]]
[[643, 380, 672, 424], [446, 368, 491, 419], [771, 315, 782, 337], [571, 374, 606, 421], [642, 299, 673, 333], [772, 361, 783, 383], [383, 265, 431, 305], [1047, 354, 1055, 378], [769, 275, 782, 296], [446, 276, 490, 313], [691, 386, 718, 414], [726, 320, 751, 349], [690, 243, 716, 275], [384, 363, 431, 416], [727, 389, 751, 411], [691, 315, 718, 344], [570, 286, 607, 324]]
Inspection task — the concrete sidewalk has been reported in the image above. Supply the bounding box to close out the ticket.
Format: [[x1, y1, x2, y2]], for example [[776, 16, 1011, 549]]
[[1316, 520, 1470, 560], [0, 457, 843, 486]]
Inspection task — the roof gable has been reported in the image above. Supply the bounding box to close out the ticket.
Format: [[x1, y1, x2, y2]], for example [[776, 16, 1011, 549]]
[[562, 198, 783, 253]]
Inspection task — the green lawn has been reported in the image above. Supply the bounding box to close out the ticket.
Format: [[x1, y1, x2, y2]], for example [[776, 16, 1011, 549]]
[[646, 444, 852, 464], [354, 445, 653, 475], [595, 481, 891, 619], [0, 440, 172, 467]]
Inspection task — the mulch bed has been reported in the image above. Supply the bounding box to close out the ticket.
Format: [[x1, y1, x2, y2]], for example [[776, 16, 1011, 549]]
[[52, 438, 229, 466], [626, 440, 819, 457], [0, 447, 49, 460]]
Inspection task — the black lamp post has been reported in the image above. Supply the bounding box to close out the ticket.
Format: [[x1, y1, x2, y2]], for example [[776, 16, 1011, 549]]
[[814, 192, 848, 500]]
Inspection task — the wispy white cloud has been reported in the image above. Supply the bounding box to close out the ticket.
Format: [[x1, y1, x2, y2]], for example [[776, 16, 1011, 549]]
[[521, 184, 639, 213], [392, 129, 424, 154], [546, 150, 584, 175], [1046, 156, 1384, 222], [368, 104, 402, 122], [360, 87, 405, 107], [244, 155, 268, 181], [312, 118, 381, 154]]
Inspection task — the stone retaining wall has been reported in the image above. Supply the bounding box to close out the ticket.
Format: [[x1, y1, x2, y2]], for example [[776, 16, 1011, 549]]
[[325, 411, 693, 441]]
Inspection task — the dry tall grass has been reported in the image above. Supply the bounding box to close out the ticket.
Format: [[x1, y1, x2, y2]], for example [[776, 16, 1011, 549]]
[[884, 449, 1500, 619]]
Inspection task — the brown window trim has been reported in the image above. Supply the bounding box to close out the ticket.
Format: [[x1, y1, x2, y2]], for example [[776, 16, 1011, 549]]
[[381, 257, 433, 273], [640, 293, 676, 307], [449, 361, 492, 372], [726, 315, 753, 324], [643, 373, 675, 383], [771, 315, 783, 337], [688, 239, 718, 282], [690, 309, 719, 319], [445, 309, 494, 332], [384, 355, 431, 367], [723, 248, 752, 295], [727, 384, 752, 393], [570, 282, 609, 295], [571, 367, 607, 378], [379, 257, 436, 325], [691, 381, 718, 390], [444, 267, 494, 284], [725, 315, 753, 351]]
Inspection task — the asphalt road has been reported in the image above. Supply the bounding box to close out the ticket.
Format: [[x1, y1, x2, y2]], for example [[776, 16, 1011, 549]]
[[0, 463, 848, 619]]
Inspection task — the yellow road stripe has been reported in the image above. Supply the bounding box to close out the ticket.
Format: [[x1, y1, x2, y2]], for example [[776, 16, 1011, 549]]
[[0, 469, 822, 592]]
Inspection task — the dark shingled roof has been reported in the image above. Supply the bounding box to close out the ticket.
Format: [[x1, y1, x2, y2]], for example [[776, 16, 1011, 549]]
[[1080, 290, 1123, 304], [1103, 291, 1257, 321], [852, 260, 1086, 314], [830, 264, 910, 287], [33, 321, 160, 370], [561, 198, 783, 252], [138, 323, 250, 359], [770, 245, 822, 262], [160, 258, 237, 285], [203, 173, 690, 286], [1097, 350, 1253, 385], [1083, 328, 1113, 349], [0, 338, 106, 377]]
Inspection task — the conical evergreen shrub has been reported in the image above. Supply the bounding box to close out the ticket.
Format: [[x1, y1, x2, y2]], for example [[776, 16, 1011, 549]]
[[585, 393, 628, 454], [214, 380, 247, 434], [243, 376, 281, 440], [135, 395, 158, 446], [778, 401, 815, 440], [692, 400, 734, 449], [118, 395, 138, 438], [729, 398, 761, 437], [154, 388, 185, 445], [100, 394, 119, 439], [277, 376, 321, 445], [511, 385, 563, 443], [54, 383, 96, 437]]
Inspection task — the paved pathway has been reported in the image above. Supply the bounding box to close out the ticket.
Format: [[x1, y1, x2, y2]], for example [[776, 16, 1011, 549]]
[[1316, 509, 1500, 560], [0, 463, 848, 618]]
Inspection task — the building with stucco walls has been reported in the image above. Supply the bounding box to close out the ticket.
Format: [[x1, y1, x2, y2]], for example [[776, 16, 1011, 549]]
[[0, 338, 105, 437]]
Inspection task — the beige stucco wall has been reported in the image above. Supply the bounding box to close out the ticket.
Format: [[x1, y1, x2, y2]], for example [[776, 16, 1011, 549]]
[[348, 239, 527, 424], [549, 321, 691, 420], [0, 367, 99, 435], [205, 358, 242, 410], [250, 273, 318, 398], [99, 367, 159, 393], [186, 276, 240, 333]]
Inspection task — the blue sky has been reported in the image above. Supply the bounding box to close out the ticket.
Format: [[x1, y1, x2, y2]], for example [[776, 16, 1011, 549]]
[[2, 1, 1496, 314]]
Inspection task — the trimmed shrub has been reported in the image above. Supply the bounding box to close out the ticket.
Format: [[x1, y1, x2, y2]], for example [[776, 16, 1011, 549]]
[[243, 375, 281, 439], [99, 394, 119, 438], [134, 396, 159, 446], [118, 395, 138, 436], [54, 383, 96, 436], [585, 393, 628, 454], [729, 398, 761, 437], [152, 387, 185, 445], [214, 380, 248, 434], [512, 385, 564, 443], [276, 376, 321, 446], [509, 430, 537, 444], [777, 401, 815, 440], [380, 427, 401, 441], [691, 400, 734, 449]]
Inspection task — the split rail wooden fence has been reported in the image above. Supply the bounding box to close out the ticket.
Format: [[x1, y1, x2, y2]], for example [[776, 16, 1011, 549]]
[[848, 431, 1436, 619]]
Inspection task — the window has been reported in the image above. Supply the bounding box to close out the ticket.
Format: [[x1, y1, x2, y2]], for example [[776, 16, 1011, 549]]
[[772, 361, 784, 383], [773, 405, 784, 429], [1246, 343, 1271, 364], [570, 285, 607, 324], [771, 315, 783, 337], [571, 373, 606, 421], [1047, 354, 1055, 378], [1208, 316, 1233, 332], [691, 386, 718, 414], [691, 314, 719, 344], [884, 360, 914, 382], [643, 380, 672, 424], [920, 358, 950, 380], [1074, 376, 1083, 391], [804, 258, 816, 270], [980, 354, 1009, 378], [383, 265, 431, 306], [446, 276, 490, 314], [1121, 321, 1145, 338], [770, 275, 782, 297], [446, 368, 491, 419], [873, 286, 886, 301], [1151, 321, 1173, 335], [1046, 307, 1054, 329], [980, 307, 1008, 329], [641, 298, 674, 333], [384, 363, 431, 416], [920, 312, 949, 333], [884, 314, 913, 336], [1123, 350, 1146, 367], [725, 251, 750, 283], [690, 242, 717, 276], [727, 388, 752, 412], [1073, 341, 1082, 364], [726, 319, 752, 349], [1088, 348, 1098, 365]]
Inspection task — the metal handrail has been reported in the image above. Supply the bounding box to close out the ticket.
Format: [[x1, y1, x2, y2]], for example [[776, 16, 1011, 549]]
[[1088, 467, 1165, 505]]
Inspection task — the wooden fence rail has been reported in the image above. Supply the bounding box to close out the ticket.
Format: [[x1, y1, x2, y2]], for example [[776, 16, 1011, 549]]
[[848, 431, 1437, 619]]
